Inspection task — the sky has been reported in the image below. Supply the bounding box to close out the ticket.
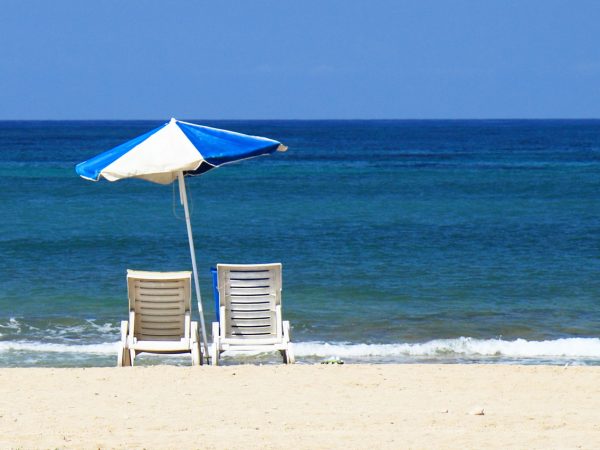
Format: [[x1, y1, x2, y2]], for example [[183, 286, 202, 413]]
[[1, 1, 599, 120]]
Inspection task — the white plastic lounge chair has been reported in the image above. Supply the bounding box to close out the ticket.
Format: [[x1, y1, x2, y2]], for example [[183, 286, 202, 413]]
[[118, 270, 202, 366], [211, 263, 294, 365]]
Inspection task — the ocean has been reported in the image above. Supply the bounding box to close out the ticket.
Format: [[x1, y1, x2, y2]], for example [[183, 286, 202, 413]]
[[1, 120, 599, 366]]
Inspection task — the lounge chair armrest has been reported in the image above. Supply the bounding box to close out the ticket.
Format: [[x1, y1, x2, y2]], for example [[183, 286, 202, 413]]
[[212, 321, 220, 342], [219, 306, 226, 333], [276, 305, 283, 339], [184, 312, 191, 339], [120, 320, 129, 347], [191, 321, 199, 344], [128, 310, 136, 345], [282, 320, 292, 342]]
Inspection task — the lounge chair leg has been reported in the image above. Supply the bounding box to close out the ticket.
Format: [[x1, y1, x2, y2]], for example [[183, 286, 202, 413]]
[[286, 344, 295, 364], [118, 321, 131, 367], [280, 350, 288, 364], [191, 322, 201, 366], [117, 345, 124, 367], [118, 346, 132, 367], [211, 345, 219, 366], [124, 348, 132, 366], [282, 321, 295, 364], [211, 322, 220, 366], [129, 349, 136, 366], [192, 344, 201, 366]]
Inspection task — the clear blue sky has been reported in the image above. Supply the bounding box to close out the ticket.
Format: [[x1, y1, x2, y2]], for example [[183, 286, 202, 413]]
[[1, 1, 599, 119]]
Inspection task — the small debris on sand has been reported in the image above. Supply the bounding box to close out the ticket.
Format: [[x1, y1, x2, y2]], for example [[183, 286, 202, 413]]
[[468, 407, 485, 416]]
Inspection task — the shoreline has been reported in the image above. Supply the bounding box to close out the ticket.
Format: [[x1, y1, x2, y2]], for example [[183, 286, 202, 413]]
[[1, 364, 599, 448], [3, 334, 600, 367]]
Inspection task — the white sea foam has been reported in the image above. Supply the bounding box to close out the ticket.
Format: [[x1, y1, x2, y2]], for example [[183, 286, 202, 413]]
[[85, 320, 119, 334], [0, 317, 22, 331], [1, 337, 599, 361], [0, 341, 118, 354], [0, 318, 119, 339], [293, 337, 600, 359]]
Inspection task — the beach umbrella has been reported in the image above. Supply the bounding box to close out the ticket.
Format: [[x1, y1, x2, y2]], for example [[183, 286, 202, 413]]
[[75, 118, 287, 360]]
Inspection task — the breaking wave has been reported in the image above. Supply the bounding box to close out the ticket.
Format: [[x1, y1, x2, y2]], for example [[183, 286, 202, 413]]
[[1, 336, 599, 362], [294, 337, 600, 360], [0, 341, 117, 354]]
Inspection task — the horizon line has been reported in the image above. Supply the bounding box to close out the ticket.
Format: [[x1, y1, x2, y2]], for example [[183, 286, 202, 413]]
[[1, 117, 600, 122]]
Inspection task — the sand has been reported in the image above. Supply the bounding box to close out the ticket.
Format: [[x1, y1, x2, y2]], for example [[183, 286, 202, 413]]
[[0, 364, 599, 449]]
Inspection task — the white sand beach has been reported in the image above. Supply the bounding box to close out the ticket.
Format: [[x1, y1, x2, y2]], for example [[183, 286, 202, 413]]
[[1, 364, 599, 449]]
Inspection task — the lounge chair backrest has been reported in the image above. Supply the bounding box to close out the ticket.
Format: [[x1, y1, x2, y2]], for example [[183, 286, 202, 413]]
[[126, 270, 192, 342], [217, 263, 282, 340]]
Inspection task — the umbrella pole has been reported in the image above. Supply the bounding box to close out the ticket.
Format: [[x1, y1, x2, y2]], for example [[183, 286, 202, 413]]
[[178, 171, 210, 363]]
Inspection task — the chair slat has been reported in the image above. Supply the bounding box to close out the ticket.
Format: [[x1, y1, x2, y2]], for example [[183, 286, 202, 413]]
[[140, 315, 184, 323], [135, 280, 186, 289], [138, 333, 181, 341], [229, 310, 273, 319], [228, 325, 274, 336], [228, 278, 273, 288], [137, 288, 184, 296], [230, 317, 273, 327], [228, 303, 272, 312], [137, 296, 185, 305], [227, 270, 272, 280], [227, 286, 273, 296], [138, 303, 184, 311], [141, 325, 182, 333], [229, 294, 275, 303]]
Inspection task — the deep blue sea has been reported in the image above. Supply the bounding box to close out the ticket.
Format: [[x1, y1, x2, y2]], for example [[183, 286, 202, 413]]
[[1, 120, 599, 366]]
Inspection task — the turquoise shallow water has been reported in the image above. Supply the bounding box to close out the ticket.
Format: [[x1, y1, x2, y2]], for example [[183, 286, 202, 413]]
[[1, 120, 599, 366]]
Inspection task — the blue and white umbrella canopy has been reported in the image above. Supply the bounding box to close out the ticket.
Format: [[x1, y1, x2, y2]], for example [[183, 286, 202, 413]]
[[76, 118, 287, 363], [76, 118, 287, 184]]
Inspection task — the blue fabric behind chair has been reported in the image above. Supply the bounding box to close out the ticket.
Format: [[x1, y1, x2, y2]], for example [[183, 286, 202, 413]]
[[210, 267, 220, 322]]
